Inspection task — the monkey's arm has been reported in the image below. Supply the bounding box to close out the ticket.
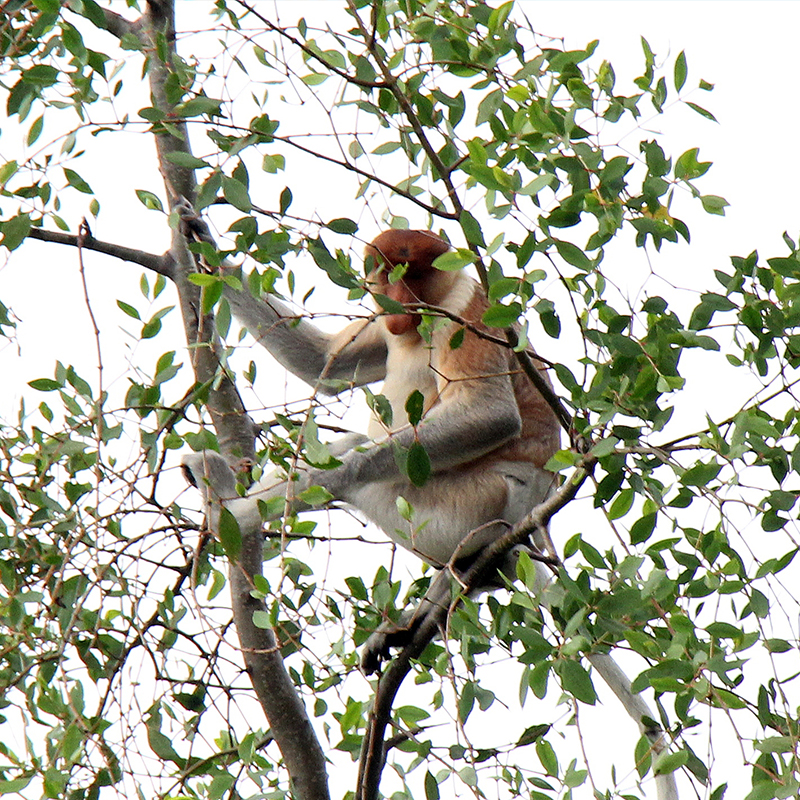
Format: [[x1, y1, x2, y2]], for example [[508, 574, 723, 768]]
[[312, 354, 522, 499], [223, 283, 388, 394]]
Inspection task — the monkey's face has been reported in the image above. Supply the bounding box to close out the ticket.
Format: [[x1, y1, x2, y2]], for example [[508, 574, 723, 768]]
[[365, 230, 451, 336]]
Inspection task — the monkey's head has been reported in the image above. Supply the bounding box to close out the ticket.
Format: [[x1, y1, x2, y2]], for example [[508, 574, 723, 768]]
[[365, 229, 450, 276], [365, 230, 452, 336]]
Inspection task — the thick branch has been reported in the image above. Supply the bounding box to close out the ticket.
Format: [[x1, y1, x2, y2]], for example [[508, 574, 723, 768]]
[[26, 227, 172, 276], [504, 327, 577, 440], [142, 3, 330, 798], [358, 458, 678, 800]]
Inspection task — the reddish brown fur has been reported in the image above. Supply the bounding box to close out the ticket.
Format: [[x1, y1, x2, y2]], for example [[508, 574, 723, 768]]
[[434, 286, 561, 469], [365, 229, 560, 471]]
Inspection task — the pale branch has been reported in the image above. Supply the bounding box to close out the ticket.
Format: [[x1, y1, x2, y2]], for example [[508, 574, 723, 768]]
[[26, 227, 172, 276]]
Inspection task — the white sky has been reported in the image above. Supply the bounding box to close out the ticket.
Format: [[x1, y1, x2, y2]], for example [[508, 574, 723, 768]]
[[1, 3, 799, 799]]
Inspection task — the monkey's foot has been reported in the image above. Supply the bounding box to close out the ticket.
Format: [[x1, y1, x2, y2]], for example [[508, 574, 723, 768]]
[[181, 451, 237, 498], [361, 618, 416, 675]]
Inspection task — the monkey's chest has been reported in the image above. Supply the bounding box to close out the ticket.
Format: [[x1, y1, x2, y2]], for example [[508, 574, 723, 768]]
[[368, 338, 440, 437]]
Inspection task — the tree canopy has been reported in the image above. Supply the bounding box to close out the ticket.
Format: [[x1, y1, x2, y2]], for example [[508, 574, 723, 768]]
[[0, 2, 798, 800]]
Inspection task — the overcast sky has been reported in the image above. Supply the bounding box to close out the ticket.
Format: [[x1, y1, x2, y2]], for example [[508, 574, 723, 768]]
[[1, 4, 799, 797]]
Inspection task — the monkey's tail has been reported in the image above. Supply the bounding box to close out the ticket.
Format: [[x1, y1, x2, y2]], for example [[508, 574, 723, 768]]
[[587, 653, 680, 800]]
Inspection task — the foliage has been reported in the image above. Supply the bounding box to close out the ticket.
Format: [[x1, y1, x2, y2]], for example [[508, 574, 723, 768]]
[[0, 2, 798, 799]]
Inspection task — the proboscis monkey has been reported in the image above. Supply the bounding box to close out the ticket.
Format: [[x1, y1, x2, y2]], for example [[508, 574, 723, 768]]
[[184, 228, 561, 581], [182, 229, 677, 800]]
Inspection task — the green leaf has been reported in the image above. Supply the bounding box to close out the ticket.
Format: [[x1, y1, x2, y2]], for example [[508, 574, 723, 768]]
[[406, 442, 431, 487], [553, 239, 593, 270], [28, 378, 61, 391], [681, 461, 722, 486], [653, 749, 689, 775], [372, 141, 402, 155], [482, 302, 522, 328], [304, 411, 337, 467], [365, 388, 393, 428], [373, 294, 406, 315], [326, 218, 358, 234], [22, 64, 58, 86], [674, 51, 687, 92], [164, 151, 209, 169], [260, 152, 284, 174], [700, 195, 728, 216], [1, 214, 31, 250], [608, 488, 634, 520], [754, 736, 794, 753], [175, 95, 223, 118], [516, 724, 551, 747], [0, 159, 18, 187], [675, 148, 712, 181], [424, 771, 439, 800], [280, 187, 292, 214], [222, 175, 252, 212], [64, 168, 93, 194], [396, 495, 413, 522], [686, 101, 718, 122], [634, 735, 653, 777], [0, 777, 33, 794], [139, 106, 165, 121], [557, 659, 597, 704], [630, 512, 657, 544], [433, 249, 474, 271], [135, 189, 164, 211], [460, 210, 485, 247], [116, 300, 141, 320], [217, 507, 242, 561], [27, 115, 43, 146], [536, 738, 559, 776], [405, 390, 425, 426], [300, 485, 333, 507], [308, 238, 359, 290], [766, 257, 800, 278], [146, 720, 185, 766]]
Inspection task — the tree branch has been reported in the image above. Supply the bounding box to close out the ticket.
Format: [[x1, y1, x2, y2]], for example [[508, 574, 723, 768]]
[[141, 3, 330, 798], [345, 0, 464, 218], [26, 227, 172, 276], [235, 0, 387, 90], [263, 132, 458, 220]]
